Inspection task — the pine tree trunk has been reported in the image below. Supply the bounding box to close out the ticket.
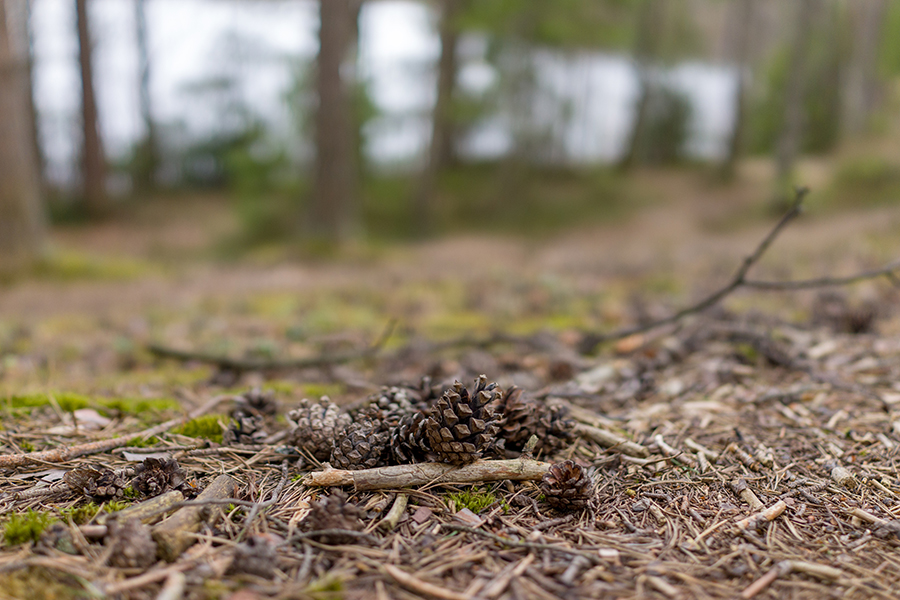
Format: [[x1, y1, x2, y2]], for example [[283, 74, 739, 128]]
[[617, 0, 663, 172], [76, 0, 108, 215], [413, 0, 461, 235], [720, 0, 756, 180], [133, 0, 158, 192], [0, 0, 46, 271], [842, 0, 888, 138], [774, 0, 816, 205], [309, 0, 357, 246]]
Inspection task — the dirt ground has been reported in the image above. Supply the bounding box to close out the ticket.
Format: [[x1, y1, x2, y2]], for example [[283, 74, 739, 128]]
[[1, 170, 900, 600]]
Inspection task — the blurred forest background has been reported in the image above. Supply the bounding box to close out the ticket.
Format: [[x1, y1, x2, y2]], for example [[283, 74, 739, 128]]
[[2, 0, 900, 271]]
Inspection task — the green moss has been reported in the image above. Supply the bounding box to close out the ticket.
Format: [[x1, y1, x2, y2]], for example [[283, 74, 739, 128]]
[[31, 251, 155, 282], [19, 440, 35, 452], [95, 396, 181, 417], [301, 383, 345, 399], [126, 435, 160, 448], [171, 414, 225, 443], [3, 509, 57, 546], [0, 567, 85, 600], [106, 500, 131, 512], [446, 488, 497, 514], [305, 574, 344, 600], [59, 503, 100, 525]]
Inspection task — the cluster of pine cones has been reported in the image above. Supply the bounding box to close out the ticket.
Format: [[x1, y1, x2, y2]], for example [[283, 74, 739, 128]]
[[285, 375, 575, 469]]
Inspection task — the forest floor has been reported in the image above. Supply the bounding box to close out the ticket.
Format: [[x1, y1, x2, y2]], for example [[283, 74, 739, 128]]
[[1, 168, 900, 600]]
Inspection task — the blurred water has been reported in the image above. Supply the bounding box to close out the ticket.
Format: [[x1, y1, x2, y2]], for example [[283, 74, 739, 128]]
[[31, 0, 736, 188]]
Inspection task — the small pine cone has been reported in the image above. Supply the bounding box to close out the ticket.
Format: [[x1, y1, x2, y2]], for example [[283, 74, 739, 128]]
[[300, 489, 366, 544], [106, 519, 157, 568], [540, 460, 593, 510], [229, 534, 278, 578], [223, 414, 267, 445], [354, 386, 416, 431], [64, 466, 132, 501], [286, 397, 352, 461], [132, 457, 185, 497], [496, 387, 575, 455], [390, 411, 430, 464], [232, 387, 279, 419], [423, 375, 501, 465], [331, 420, 389, 469]]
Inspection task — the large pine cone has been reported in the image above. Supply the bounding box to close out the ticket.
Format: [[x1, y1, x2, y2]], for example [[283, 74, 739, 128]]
[[390, 410, 430, 464], [331, 420, 389, 469], [496, 387, 574, 455], [540, 460, 593, 510], [423, 375, 501, 464], [300, 489, 366, 544], [286, 397, 352, 461]]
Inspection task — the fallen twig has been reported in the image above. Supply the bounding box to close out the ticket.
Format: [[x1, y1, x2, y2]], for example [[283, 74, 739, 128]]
[[0, 395, 233, 469], [573, 423, 650, 458], [580, 188, 900, 353], [735, 500, 787, 530], [741, 560, 845, 599], [152, 474, 237, 561], [382, 563, 471, 600], [303, 458, 552, 491]]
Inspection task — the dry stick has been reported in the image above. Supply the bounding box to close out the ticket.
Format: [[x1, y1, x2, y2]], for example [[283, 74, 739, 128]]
[[304, 459, 552, 491], [378, 493, 409, 531], [580, 188, 900, 353], [0, 395, 233, 469], [741, 560, 845, 599], [382, 563, 472, 600], [573, 423, 650, 458], [97, 489, 184, 525], [147, 318, 398, 372], [735, 500, 787, 531], [152, 474, 238, 562], [580, 188, 809, 353]]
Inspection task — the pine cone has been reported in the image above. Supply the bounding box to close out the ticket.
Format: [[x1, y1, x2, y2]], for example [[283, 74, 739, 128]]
[[286, 397, 352, 461], [300, 489, 366, 544], [330, 420, 389, 469], [106, 519, 157, 568], [390, 410, 430, 464], [132, 457, 185, 497], [355, 386, 416, 431], [229, 535, 278, 578], [423, 375, 501, 464], [496, 387, 574, 455], [540, 460, 593, 510], [223, 414, 267, 445], [64, 466, 132, 501], [232, 387, 279, 419]]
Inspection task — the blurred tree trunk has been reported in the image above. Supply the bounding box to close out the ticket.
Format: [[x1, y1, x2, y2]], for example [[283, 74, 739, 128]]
[[133, 0, 158, 192], [719, 0, 756, 180], [309, 0, 357, 245], [0, 0, 46, 271], [24, 0, 44, 190], [413, 0, 462, 234], [76, 0, 108, 215], [618, 0, 663, 172], [773, 0, 816, 206], [842, 0, 888, 138]]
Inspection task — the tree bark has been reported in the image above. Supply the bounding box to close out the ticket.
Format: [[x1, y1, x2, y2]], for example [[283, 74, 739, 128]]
[[720, 0, 756, 180], [841, 0, 888, 138], [617, 0, 663, 172], [76, 0, 108, 215], [0, 0, 46, 272], [133, 0, 158, 191], [413, 0, 462, 235], [309, 0, 358, 245], [773, 0, 816, 205]]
